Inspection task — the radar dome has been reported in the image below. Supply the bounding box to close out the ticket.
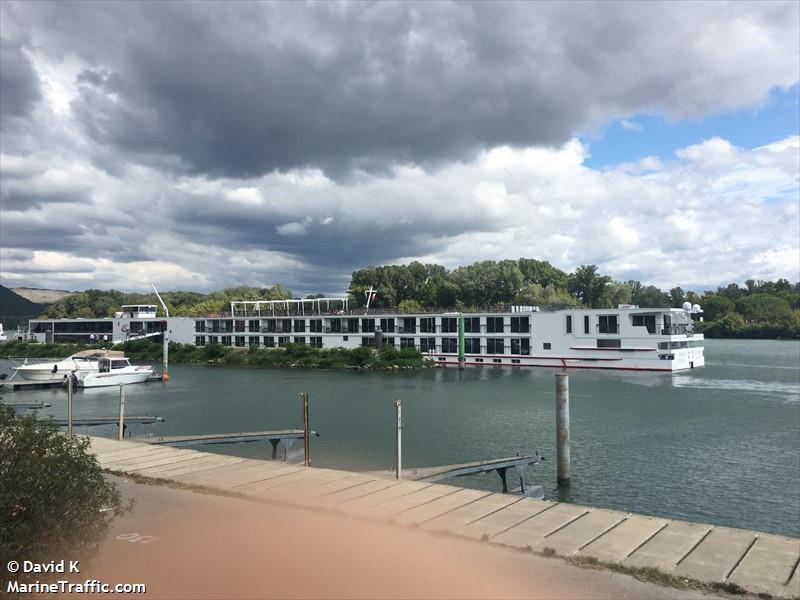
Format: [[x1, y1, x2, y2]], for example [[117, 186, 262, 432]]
[[692, 304, 701, 312], [682, 302, 692, 311]]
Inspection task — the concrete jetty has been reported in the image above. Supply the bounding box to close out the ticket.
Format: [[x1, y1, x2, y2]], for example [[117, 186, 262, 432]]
[[87, 436, 800, 599]]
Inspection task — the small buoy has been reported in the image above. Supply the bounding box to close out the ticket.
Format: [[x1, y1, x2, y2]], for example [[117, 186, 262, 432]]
[[162, 372, 170, 382]]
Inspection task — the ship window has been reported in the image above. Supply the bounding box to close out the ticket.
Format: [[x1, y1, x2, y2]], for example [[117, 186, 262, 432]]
[[249, 336, 259, 347], [343, 336, 348, 341], [111, 361, 126, 370], [402, 318, 416, 333], [400, 337, 415, 348], [420, 337, 436, 352], [195, 336, 205, 346], [265, 336, 275, 348], [543, 342, 551, 350], [380, 318, 395, 333], [487, 338, 505, 354], [598, 315, 619, 334], [309, 319, 322, 333], [310, 337, 323, 348], [475, 358, 484, 363], [441, 338, 458, 353], [221, 336, 232, 346], [511, 316, 529, 333], [566, 315, 572, 333], [511, 359, 521, 364], [486, 317, 504, 333], [493, 358, 502, 364], [278, 336, 290, 347], [294, 320, 306, 333], [441, 317, 457, 333], [584, 315, 590, 334], [464, 338, 480, 353], [632, 314, 656, 333], [294, 337, 306, 345], [362, 318, 376, 333], [235, 336, 246, 347], [420, 317, 435, 333], [464, 317, 480, 333], [361, 337, 376, 347]]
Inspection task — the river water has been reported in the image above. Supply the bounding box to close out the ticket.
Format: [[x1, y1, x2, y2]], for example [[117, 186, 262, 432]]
[[3, 338, 799, 537]]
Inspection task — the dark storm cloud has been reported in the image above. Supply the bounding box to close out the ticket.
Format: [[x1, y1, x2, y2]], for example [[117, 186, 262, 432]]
[[8, 1, 797, 180], [0, 35, 41, 122]]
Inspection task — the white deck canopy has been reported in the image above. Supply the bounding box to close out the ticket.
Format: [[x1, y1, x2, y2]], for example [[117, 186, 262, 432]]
[[230, 297, 349, 317]]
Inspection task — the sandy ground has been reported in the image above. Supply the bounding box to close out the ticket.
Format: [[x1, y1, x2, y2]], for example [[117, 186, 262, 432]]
[[71, 476, 728, 600]]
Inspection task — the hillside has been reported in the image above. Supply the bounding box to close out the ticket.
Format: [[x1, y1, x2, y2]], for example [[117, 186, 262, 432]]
[[0, 285, 47, 329], [10, 287, 73, 304]]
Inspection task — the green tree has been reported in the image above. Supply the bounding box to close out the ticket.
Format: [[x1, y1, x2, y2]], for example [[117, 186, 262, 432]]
[[568, 265, 611, 308], [735, 294, 792, 324], [669, 287, 686, 307], [634, 285, 670, 308], [702, 295, 735, 321]]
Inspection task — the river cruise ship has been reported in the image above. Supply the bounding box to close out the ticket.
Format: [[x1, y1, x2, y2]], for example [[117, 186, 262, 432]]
[[26, 300, 704, 372]]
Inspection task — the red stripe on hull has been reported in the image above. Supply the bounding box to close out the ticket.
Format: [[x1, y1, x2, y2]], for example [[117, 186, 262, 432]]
[[435, 360, 673, 372]]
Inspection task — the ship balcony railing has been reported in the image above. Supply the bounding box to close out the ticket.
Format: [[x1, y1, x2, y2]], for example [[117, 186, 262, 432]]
[[661, 326, 693, 336]]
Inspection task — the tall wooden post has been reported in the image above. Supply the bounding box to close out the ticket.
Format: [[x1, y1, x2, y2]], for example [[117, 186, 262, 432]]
[[301, 392, 310, 466], [457, 314, 466, 370], [394, 399, 402, 480], [67, 374, 73, 437], [118, 384, 126, 441], [162, 331, 170, 382], [555, 373, 571, 485]]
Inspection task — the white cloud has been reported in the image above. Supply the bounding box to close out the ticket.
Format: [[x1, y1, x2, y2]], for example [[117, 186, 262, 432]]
[[225, 187, 263, 205], [620, 119, 642, 132], [1, 135, 798, 294]]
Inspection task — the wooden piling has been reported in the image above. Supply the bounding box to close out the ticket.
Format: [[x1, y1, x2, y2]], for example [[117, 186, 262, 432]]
[[67, 374, 73, 437], [162, 333, 170, 382], [555, 373, 571, 485], [394, 399, 403, 480], [301, 392, 310, 466], [118, 384, 126, 440]]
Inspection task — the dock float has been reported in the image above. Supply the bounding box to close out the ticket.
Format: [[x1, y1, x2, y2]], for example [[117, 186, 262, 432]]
[[368, 455, 544, 494], [0, 374, 162, 392], [136, 430, 319, 459], [86, 436, 800, 599], [1, 401, 52, 410], [0, 378, 66, 391], [46, 416, 164, 427]]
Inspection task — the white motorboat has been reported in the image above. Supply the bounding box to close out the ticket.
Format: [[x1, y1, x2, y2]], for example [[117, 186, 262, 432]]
[[75, 356, 154, 388], [14, 350, 125, 382]]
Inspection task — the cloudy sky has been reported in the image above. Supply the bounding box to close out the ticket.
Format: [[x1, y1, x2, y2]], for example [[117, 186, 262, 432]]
[[1, 1, 798, 295]]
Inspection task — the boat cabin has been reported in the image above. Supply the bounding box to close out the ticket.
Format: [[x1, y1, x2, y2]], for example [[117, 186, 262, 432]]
[[115, 305, 158, 319], [98, 358, 132, 373]]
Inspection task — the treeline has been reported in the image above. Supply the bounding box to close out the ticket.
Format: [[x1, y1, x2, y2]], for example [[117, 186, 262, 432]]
[[33, 258, 800, 339], [40, 285, 295, 319], [349, 260, 800, 339]]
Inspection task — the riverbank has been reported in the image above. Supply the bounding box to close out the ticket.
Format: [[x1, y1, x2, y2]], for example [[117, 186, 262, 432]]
[[0, 340, 431, 370]]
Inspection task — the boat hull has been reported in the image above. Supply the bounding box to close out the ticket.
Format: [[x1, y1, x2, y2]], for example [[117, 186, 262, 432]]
[[15, 364, 73, 381], [77, 368, 154, 388]]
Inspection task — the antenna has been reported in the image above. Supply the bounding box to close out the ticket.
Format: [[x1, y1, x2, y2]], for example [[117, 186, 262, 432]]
[[151, 284, 169, 318]]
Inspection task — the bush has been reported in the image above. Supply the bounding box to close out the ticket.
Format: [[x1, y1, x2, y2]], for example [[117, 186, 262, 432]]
[[0, 406, 126, 570]]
